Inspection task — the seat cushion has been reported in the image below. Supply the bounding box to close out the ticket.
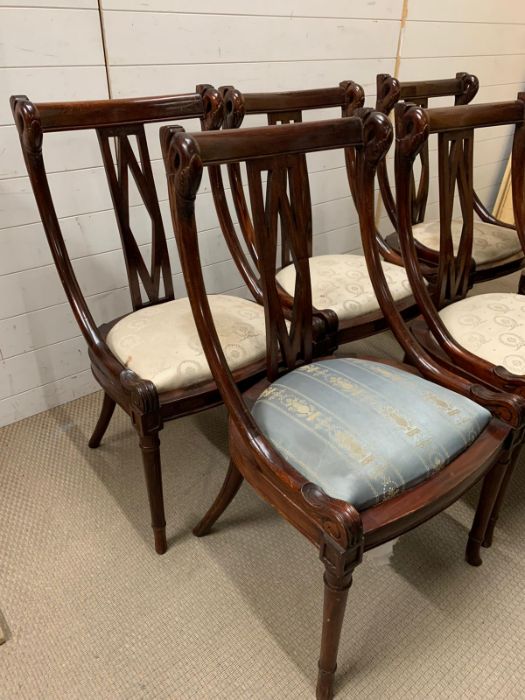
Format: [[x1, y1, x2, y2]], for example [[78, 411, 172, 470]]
[[413, 219, 521, 265], [439, 292, 525, 375], [252, 358, 490, 510], [106, 295, 267, 392], [275, 254, 414, 321]]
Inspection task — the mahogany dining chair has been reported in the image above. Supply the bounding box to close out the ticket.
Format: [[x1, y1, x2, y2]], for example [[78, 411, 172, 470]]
[[11, 88, 270, 554], [160, 109, 523, 698]]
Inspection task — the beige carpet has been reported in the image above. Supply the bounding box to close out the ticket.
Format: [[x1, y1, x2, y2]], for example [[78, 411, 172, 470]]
[[2, 280, 525, 698]]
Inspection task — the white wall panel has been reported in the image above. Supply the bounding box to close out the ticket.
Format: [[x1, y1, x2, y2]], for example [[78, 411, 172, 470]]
[[103, 13, 399, 65], [1, 1, 525, 426], [102, 1, 403, 19], [402, 21, 525, 58], [0, 1, 109, 425], [406, 1, 525, 24], [0, 8, 104, 67]]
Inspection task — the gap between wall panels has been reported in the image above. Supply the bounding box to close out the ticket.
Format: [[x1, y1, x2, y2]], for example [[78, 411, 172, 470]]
[[98, 0, 113, 99], [375, 0, 408, 226]]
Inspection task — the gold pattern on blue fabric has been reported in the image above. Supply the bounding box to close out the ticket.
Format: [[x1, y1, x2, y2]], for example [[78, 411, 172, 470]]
[[253, 359, 490, 510]]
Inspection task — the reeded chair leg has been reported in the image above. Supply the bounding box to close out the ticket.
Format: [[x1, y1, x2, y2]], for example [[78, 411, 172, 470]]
[[88, 392, 116, 448], [316, 570, 353, 700], [483, 444, 522, 548], [139, 432, 167, 555], [193, 460, 244, 537], [466, 455, 509, 566]]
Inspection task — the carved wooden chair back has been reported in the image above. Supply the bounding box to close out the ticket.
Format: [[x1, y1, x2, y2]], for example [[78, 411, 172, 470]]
[[161, 109, 523, 700], [161, 113, 370, 382], [11, 88, 229, 555], [375, 72, 479, 232], [11, 87, 222, 316], [199, 83, 424, 350], [199, 82, 366, 300], [394, 98, 525, 309]]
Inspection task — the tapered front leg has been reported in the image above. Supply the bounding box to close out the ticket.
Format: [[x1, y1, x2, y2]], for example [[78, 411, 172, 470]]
[[140, 432, 167, 555], [483, 441, 522, 548], [316, 571, 353, 700], [466, 453, 510, 566], [193, 460, 244, 537]]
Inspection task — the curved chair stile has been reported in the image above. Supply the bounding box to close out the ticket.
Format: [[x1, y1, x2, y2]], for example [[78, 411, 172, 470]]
[[161, 110, 524, 699], [375, 72, 525, 296], [10, 86, 270, 555]]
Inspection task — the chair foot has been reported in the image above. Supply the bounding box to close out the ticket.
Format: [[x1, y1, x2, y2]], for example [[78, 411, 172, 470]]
[[153, 527, 168, 555], [88, 392, 116, 448], [317, 665, 338, 700], [193, 460, 243, 537], [465, 537, 483, 567], [518, 272, 525, 295], [140, 432, 167, 555]]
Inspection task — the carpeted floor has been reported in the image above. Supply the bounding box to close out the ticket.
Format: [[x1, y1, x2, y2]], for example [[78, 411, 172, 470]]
[[2, 282, 525, 698]]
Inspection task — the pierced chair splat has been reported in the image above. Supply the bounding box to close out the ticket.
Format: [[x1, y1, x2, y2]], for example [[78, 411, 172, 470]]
[[161, 109, 522, 699], [201, 82, 421, 352]]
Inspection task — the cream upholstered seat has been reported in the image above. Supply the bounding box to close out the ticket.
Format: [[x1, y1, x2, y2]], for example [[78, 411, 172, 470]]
[[439, 292, 525, 375], [413, 219, 521, 265], [106, 295, 267, 392], [275, 254, 413, 320], [252, 358, 490, 510]]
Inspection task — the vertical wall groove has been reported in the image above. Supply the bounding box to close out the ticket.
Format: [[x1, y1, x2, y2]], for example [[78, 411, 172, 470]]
[[97, 0, 113, 99]]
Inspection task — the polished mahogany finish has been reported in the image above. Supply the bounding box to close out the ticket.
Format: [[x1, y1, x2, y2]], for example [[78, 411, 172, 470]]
[[365, 97, 525, 548], [376, 73, 525, 289], [200, 82, 420, 352], [161, 110, 522, 698], [11, 87, 268, 555]]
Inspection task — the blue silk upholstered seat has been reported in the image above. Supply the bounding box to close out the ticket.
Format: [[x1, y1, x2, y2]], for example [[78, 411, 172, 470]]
[[252, 358, 491, 510]]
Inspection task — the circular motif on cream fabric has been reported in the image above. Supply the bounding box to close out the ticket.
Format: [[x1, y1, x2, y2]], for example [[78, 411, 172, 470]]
[[412, 219, 521, 265], [275, 254, 414, 321], [439, 292, 525, 375], [106, 295, 267, 392]]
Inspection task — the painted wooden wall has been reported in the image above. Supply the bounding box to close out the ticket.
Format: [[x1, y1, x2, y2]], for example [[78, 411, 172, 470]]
[[0, 0, 524, 426]]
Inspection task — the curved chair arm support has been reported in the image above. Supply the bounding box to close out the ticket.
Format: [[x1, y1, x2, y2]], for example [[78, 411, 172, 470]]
[[359, 108, 525, 427], [473, 191, 516, 230]]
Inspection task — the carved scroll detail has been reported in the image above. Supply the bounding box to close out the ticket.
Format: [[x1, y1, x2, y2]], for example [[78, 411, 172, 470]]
[[219, 86, 246, 129], [339, 80, 365, 116], [301, 482, 363, 550], [375, 74, 401, 115], [456, 72, 480, 105], [10, 95, 43, 154], [196, 84, 224, 131]]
